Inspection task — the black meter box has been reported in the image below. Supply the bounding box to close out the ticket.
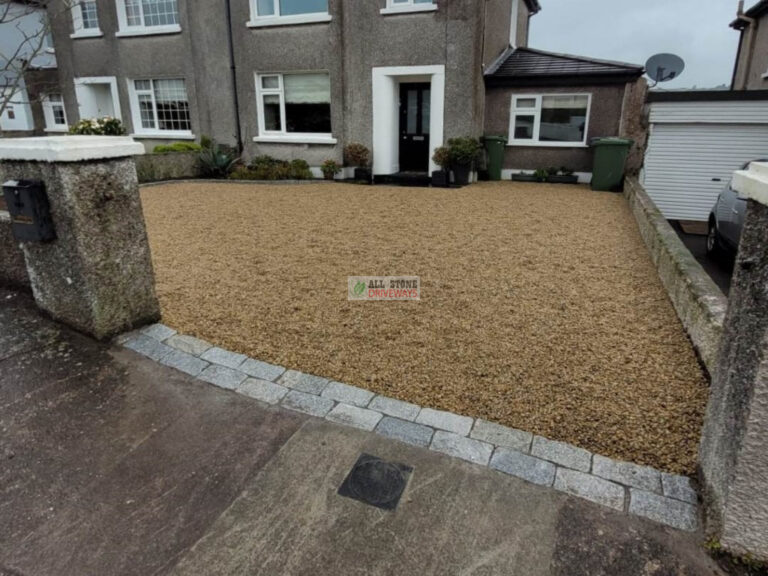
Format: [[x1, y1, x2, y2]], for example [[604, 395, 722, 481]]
[[2, 180, 56, 243]]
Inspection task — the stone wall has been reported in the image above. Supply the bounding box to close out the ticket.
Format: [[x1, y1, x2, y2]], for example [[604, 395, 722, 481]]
[[619, 78, 649, 176], [624, 178, 727, 375], [0, 212, 30, 290], [135, 152, 202, 183]]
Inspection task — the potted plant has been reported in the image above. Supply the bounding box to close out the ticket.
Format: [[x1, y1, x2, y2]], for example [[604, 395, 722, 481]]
[[321, 159, 342, 181], [431, 146, 452, 188], [511, 171, 538, 182], [546, 167, 578, 184], [344, 143, 372, 184], [533, 168, 549, 182], [447, 137, 481, 187]]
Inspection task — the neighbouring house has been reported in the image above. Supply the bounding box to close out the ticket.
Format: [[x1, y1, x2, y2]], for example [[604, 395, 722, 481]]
[[731, 0, 768, 90], [46, 0, 645, 180], [0, 0, 62, 137], [484, 48, 646, 181]]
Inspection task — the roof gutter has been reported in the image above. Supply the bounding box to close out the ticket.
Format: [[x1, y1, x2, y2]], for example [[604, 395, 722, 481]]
[[733, 0, 758, 90]]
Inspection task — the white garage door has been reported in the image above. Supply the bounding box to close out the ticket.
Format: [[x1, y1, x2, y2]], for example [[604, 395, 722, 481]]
[[643, 114, 768, 222]]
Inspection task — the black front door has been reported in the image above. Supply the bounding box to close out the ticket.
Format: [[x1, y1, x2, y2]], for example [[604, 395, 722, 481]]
[[399, 83, 430, 173]]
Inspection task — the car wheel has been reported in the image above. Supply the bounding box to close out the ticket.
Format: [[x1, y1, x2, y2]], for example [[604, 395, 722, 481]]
[[706, 220, 720, 257]]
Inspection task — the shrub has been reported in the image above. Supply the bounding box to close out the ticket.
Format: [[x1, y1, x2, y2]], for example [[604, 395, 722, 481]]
[[229, 156, 313, 180], [153, 142, 203, 154], [343, 143, 370, 167], [447, 137, 482, 166], [432, 146, 451, 171], [199, 141, 239, 178], [200, 134, 213, 150], [288, 159, 312, 180], [321, 159, 342, 179], [533, 168, 549, 181], [69, 117, 126, 136]]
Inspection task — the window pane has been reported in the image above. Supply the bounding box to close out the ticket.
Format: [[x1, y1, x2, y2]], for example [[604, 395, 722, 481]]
[[142, 0, 179, 26], [406, 89, 418, 134], [153, 79, 190, 131], [279, 0, 328, 16], [125, 0, 142, 26], [263, 94, 282, 131], [284, 73, 331, 133], [135, 79, 151, 91], [138, 94, 155, 129], [257, 0, 275, 15], [261, 76, 280, 89], [422, 89, 430, 134], [514, 115, 535, 139], [80, 1, 99, 29], [53, 106, 66, 125], [540, 95, 588, 142], [414, 0, 434, 4], [49, 93, 63, 103], [516, 97, 536, 109]]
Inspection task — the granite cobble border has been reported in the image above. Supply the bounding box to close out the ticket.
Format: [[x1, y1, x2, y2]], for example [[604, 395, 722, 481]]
[[117, 323, 702, 532]]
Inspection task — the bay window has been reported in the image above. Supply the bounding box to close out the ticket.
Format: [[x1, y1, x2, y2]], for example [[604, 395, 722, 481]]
[[248, 0, 331, 26], [509, 94, 591, 146], [116, 0, 180, 36], [255, 72, 334, 144], [129, 78, 192, 137]]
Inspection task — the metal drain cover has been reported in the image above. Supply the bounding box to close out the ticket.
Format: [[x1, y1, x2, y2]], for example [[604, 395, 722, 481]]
[[338, 453, 413, 510]]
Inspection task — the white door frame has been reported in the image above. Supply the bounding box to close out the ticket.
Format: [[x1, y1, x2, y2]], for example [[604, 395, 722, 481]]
[[372, 65, 445, 176], [74, 76, 122, 121]]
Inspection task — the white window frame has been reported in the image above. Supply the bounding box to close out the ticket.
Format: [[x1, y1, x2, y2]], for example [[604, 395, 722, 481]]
[[74, 76, 122, 121], [42, 93, 69, 132], [127, 78, 194, 139], [508, 93, 592, 148], [247, 0, 332, 28], [253, 72, 336, 145], [115, 0, 181, 37], [70, 1, 103, 38], [381, 0, 437, 15]]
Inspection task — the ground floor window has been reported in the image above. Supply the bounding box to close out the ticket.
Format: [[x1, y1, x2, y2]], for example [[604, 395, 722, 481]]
[[129, 78, 191, 135], [509, 94, 591, 146], [255, 72, 331, 137], [42, 93, 68, 131]]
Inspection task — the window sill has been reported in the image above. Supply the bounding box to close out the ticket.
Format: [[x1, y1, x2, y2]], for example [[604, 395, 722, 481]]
[[380, 4, 438, 15], [253, 135, 337, 145], [44, 127, 69, 133], [131, 131, 195, 140], [762, 71, 768, 79], [116, 24, 182, 37], [508, 141, 589, 148], [247, 13, 332, 28], [71, 30, 104, 39]]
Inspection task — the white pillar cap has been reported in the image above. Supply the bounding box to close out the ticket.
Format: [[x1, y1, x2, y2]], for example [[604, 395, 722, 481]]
[[0, 136, 145, 163], [732, 162, 768, 207]]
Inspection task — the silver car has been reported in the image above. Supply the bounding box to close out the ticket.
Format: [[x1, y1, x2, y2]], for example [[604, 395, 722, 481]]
[[707, 159, 767, 257]]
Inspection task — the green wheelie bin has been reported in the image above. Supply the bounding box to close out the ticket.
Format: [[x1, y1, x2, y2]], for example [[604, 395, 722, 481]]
[[483, 135, 508, 181], [590, 137, 634, 192]]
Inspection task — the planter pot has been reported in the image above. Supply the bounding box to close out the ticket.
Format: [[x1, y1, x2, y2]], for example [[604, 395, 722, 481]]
[[512, 173, 539, 182], [354, 167, 372, 183], [431, 170, 451, 188], [323, 172, 335, 181], [546, 175, 579, 184], [452, 163, 471, 187]]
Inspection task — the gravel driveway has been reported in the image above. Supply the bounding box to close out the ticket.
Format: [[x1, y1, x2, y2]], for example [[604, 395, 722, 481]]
[[141, 181, 708, 474]]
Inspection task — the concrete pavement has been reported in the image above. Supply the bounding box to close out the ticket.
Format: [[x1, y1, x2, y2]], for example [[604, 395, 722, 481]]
[[0, 288, 725, 575]]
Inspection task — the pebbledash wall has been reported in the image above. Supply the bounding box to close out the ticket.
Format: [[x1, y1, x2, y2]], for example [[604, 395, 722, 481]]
[[623, 178, 727, 375], [0, 212, 30, 290]]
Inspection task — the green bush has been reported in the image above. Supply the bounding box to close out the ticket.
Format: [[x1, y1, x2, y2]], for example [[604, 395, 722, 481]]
[[432, 146, 451, 171], [238, 155, 313, 180], [199, 141, 239, 178], [200, 134, 213, 150], [447, 137, 482, 166], [153, 142, 203, 154], [288, 159, 313, 180], [343, 143, 370, 167], [69, 117, 126, 136], [321, 159, 342, 179]]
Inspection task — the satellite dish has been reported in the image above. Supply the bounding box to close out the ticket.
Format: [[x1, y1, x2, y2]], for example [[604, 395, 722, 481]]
[[645, 53, 685, 87]]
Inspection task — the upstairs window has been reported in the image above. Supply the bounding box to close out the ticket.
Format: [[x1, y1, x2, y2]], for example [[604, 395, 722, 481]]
[[117, 0, 180, 35], [509, 94, 591, 147], [71, 1, 102, 37], [42, 93, 68, 131], [249, 0, 330, 26], [129, 78, 191, 136], [382, 0, 437, 15]]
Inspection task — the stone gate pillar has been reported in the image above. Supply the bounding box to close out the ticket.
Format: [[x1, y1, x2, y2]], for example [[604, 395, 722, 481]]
[[699, 161, 768, 560], [0, 136, 160, 340]]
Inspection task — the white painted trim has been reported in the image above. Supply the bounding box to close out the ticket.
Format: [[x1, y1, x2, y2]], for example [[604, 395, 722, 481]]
[[509, 0, 519, 47], [380, 4, 437, 15], [130, 132, 195, 140], [508, 93, 592, 147], [253, 135, 337, 145], [762, 71, 768, 79], [372, 65, 445, 176], [115, 24, 181, 37], [127, 78, 193, 139], [41, 93, 68, 132], [0, 136, 145, 162], [502, 169, 592, 184], [247, 13, 332, 27], [70, 1, 102, 38], [70, 29, 103, 38], [74, 76, 122, 121], [732, 161, 768, 206]]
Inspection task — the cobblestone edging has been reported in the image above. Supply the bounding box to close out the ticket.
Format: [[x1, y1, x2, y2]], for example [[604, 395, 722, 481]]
[[118, 324, 701, 532]]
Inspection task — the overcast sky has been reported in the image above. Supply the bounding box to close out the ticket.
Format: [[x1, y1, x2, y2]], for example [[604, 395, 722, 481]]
[[529, 0, 760, 89]]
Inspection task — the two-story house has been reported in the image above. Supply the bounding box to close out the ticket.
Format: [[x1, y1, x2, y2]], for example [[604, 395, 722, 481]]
[[49, 0, 645, 180], [732, 0, 768, 90]]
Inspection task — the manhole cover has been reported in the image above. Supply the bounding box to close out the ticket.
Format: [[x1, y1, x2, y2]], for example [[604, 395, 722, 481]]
[[338, 453, 413, 510]]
